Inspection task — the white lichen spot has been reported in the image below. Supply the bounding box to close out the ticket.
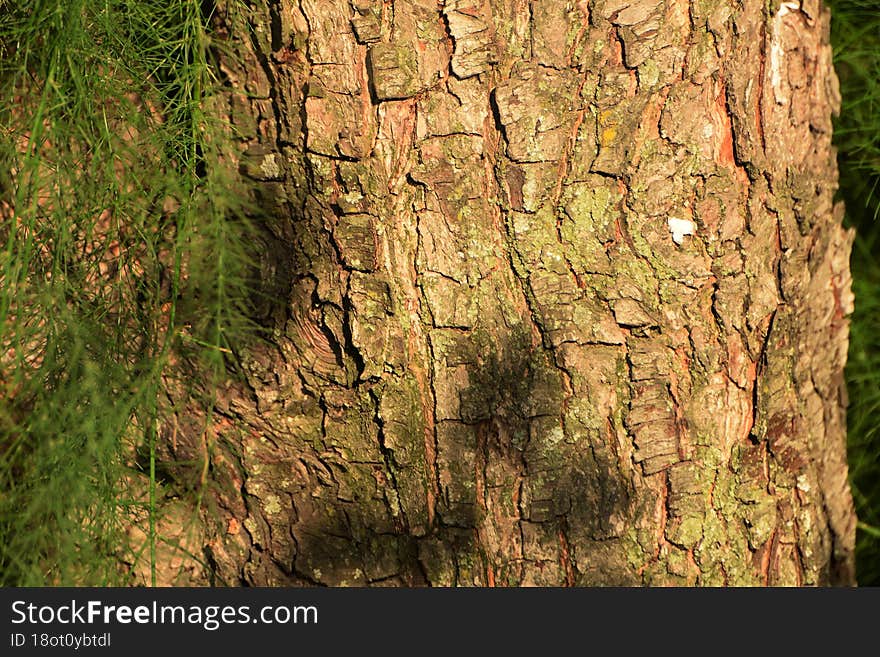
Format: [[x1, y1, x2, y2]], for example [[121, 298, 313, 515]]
[[512, 214, 531, 235], [341, 190, 363, 206], [260, 152, 281, 179], [387, 490, 401, 518], [545, 425, 564, 447], [667, 217, 696, 245], [777, 1, 801, 18], [796, 474, 811, 493], [264, 494, 282, 515], [243, 516, 259, 537]]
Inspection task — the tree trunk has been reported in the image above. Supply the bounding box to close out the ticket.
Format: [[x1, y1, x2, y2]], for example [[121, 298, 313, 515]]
[[155, 0, 856, 586]]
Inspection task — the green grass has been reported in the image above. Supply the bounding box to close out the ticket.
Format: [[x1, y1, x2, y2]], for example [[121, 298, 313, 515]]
[[828, 0, 880, 586], [0, 0, 255, 585]]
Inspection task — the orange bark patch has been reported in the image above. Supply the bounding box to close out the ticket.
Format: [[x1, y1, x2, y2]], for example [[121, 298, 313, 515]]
[[710, 81, 750, 186], [557, 528, 575, 587]]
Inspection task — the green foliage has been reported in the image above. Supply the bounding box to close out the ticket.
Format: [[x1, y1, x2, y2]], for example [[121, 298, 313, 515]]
[[0, 0, 255, 584], [828, 0, 880, 585]]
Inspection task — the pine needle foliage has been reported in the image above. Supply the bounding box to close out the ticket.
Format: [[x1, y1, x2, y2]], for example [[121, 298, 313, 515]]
[[0, 0, 256, 585]]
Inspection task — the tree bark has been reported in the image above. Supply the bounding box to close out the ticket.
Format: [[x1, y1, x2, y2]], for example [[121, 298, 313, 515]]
[[154, 0, 856, 586]]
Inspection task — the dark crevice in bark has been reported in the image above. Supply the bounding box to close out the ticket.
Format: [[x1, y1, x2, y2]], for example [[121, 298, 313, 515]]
[[267, 0, 283, 52], [369, 388, 410, 533], [422, 334, 444, 523], [245, 19, 286, 154]]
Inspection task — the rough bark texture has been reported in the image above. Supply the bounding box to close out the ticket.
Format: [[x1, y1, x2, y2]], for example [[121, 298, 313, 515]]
[[155, 0, 856, 586]]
